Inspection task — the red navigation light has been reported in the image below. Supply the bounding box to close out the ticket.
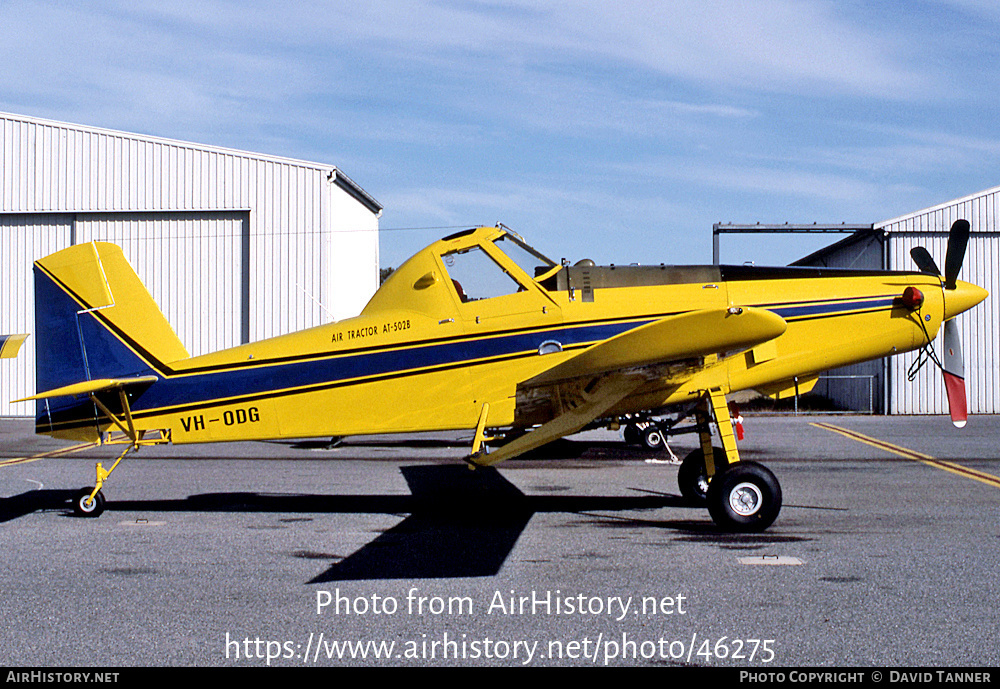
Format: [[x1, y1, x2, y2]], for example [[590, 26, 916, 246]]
[[900, 286, 924, 310]]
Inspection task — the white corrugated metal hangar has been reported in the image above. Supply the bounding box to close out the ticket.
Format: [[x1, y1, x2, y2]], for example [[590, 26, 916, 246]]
[[723, 185, 999, 416], [1, 112, 382, 417]]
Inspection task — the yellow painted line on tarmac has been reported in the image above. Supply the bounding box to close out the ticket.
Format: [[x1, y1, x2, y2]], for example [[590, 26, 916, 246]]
[[0, 442, 100, 467], [811, 422, 1000, 490]]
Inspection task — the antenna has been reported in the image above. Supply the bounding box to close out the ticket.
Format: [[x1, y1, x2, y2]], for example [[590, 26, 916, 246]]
[[295, 282, 337, 322]]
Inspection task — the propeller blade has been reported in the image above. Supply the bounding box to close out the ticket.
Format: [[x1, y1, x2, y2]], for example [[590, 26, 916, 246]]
[[943, 219, 970, 289], [941, 318, 967, 428], [910, 246, 940, 275]]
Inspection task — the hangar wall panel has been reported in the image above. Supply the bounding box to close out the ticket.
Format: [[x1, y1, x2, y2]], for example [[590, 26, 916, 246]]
[[248, 162, 326, 341], [327, 179, 381, 319]]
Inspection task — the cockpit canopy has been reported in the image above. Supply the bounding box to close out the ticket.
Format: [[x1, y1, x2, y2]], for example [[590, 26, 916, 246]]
[[361, 226, 559, 317], [440, 230, 559, 302]]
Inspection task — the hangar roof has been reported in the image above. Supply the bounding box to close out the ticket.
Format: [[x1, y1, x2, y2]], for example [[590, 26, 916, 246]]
[[875, 184, 1000, 229], [0, 110, 382, 214]]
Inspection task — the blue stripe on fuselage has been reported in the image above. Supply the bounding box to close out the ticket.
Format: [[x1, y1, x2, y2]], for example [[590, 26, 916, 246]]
[[124, 319, 649, 416], [767, 297, 895, 321]]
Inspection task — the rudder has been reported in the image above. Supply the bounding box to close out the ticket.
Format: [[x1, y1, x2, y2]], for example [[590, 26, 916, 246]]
[[34, 242, 189, 396]]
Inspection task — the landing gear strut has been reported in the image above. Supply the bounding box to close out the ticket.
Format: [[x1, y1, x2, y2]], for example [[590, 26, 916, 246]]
[[653, 388, 783, 531], [68, 387, 167, 518], [71, 441, 137, 518]]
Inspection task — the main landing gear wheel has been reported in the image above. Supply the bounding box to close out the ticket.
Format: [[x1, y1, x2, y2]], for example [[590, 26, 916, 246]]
[[677, 447, 728, 504], [706, 462, 782, 532], [73, 488, 105, 518]]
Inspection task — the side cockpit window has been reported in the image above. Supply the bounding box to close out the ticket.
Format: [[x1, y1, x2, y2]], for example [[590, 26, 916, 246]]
[[442, 246, 525, 302]]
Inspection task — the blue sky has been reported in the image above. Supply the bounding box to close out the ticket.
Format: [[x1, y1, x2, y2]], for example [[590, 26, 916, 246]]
[[2, 1, 999, 270]]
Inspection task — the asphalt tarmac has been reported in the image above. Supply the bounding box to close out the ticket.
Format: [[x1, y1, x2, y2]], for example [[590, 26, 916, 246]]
[[1, 414, 998, 668]]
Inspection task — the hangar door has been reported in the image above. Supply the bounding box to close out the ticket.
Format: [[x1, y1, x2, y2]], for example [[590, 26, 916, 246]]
[[0, 213, 73, 417], [1, 211, 249, 417]]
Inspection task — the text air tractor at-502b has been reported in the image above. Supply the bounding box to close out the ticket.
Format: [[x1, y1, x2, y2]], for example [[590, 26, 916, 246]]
[[19, 221, 987, 530]]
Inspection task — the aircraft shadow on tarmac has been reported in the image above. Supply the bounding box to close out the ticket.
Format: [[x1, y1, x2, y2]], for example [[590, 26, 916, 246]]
[[0, 464, 740, 582]]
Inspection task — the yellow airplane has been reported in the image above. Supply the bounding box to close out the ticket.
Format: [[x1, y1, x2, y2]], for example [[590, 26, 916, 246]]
[[19, 221, 987, 530]]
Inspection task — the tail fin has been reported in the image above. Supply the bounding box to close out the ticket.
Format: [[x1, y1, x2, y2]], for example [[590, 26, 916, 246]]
[[34, 242, 189, 396]]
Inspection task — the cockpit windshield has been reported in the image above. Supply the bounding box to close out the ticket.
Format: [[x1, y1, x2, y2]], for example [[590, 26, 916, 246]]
[[493, 233, 557, 280]]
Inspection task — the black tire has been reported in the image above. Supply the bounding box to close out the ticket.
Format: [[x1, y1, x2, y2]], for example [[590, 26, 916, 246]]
[[642, 426, 665, 450], [623, 424, 641, 445], [706, 462, 782, 532], [677, 447, 728, 503], [73, 488, 105, 518]]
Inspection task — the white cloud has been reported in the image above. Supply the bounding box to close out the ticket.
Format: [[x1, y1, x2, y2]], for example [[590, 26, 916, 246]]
[[282, 0, 934, 99], [0, 0, 957, 145], [1, 0, 997, 270]]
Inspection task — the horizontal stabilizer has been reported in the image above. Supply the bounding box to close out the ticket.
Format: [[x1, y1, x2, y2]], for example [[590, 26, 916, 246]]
[[16, 376, 158, 402], [527, 307, 786, 387]]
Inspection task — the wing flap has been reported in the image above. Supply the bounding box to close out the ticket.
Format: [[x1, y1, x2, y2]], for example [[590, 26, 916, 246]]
[[527, 307, 786, 387], [474, 372, 643, 466]]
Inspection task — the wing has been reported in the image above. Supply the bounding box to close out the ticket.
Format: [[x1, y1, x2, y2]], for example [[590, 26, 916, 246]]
[[472, 307, 786, 465], [526, 307, 786, 387]]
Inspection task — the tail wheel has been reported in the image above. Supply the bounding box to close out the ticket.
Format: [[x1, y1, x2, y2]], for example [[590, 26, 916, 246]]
[[677, 447, 727, 503], [706, 462, 781, 532], [73, 488, 105, 518]]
